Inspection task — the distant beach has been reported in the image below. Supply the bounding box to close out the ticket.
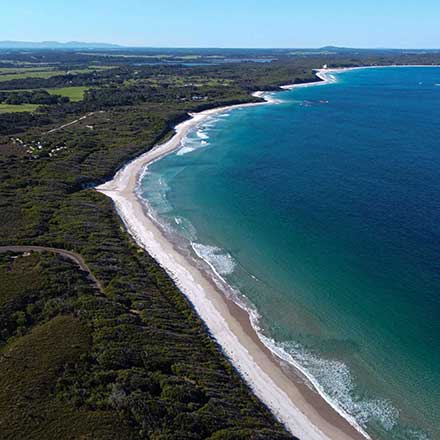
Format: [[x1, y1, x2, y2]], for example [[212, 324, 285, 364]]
[[97, 72, 372, 440]]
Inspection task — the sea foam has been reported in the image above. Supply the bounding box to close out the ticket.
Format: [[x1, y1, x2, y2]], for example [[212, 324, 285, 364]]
[[191, 242, 236, 276], [177, 126, 211, 155], [256, 335, 400, 435], [196, 129, 209, 140]]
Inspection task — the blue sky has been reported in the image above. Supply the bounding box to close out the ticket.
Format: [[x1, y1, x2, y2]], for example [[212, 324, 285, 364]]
[[3, 0, 440, 48]]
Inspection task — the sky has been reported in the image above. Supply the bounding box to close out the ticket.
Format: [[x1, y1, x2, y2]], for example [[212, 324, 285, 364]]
[[3, 0, 440, 49]]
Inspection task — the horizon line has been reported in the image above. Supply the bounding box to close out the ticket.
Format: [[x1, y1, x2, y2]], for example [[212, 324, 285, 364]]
[[1, 40, 440, 51]]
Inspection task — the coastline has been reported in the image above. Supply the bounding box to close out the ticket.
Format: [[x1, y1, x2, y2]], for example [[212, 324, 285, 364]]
[[280, 64, 440, 91], [96, 71, 371, 440]]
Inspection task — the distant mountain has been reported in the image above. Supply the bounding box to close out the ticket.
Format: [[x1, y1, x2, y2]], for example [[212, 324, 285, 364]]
[[319, 46, 364, 52], [0, 41, 122, 49]]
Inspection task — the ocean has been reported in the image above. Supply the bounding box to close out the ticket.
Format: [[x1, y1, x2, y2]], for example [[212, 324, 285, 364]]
[[139, 67, 440, 440]]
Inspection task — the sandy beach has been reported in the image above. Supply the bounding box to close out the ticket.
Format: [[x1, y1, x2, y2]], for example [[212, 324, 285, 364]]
[[96, 81, 371, 440]]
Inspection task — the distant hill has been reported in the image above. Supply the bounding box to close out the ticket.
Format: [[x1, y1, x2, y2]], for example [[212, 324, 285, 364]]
[[0, 41, 122, 49]]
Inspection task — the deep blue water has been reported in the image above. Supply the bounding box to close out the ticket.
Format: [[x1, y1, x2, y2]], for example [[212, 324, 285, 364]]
[[141, 67, 440, 440]]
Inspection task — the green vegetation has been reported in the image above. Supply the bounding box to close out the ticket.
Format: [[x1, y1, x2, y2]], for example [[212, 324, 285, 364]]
[[0, 70, 73, 82], [0, 66, 55, 74], [1, 47, 440, 439], [0, 86, 88, 103], [0, 103, 39, 113], [88, 65, 118, 70], [0, 67, 110, 83], [0, 252, 135, 439], [0, 235, 293, 439]]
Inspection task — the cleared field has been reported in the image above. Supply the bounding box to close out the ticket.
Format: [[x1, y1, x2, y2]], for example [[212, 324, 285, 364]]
[[47, 86, 88, 101], [0, 70, 67, 82], [134, 75, 234, 87], [87, 65, 118, 70], [0, 67, 55, 74], [0, 68, 93, 82], [0, 103, 39, 113], [0, 86, 89, 101]]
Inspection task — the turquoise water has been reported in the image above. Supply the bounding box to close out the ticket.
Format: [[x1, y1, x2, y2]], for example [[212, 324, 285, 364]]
[[140, 67, 440, 440]]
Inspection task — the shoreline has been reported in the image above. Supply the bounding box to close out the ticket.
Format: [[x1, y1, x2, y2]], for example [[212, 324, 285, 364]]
[[281, 63, 440, 91], [96, 70, 372, 440]]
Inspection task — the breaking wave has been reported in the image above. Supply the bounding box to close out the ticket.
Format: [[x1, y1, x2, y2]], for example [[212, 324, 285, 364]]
[[191, 242, 236, 276], [196, 129, 209, 140], [176, 124, 213, 155], [255, 335, 400, 438]]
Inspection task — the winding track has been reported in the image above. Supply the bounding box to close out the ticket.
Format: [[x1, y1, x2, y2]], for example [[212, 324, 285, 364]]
[[0, 245, 103, 294], [0, 245, 142, 316]]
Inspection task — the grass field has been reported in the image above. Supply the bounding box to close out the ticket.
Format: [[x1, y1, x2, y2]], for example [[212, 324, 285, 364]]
[[0, 70, 67, 82], [0, 67, 55, 74], [88, 65, 118, 70], [0, 68, 95, 82], [0, 86, 89, 102], [47, 86, 88, 101], [0, 103, 39, 113]]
